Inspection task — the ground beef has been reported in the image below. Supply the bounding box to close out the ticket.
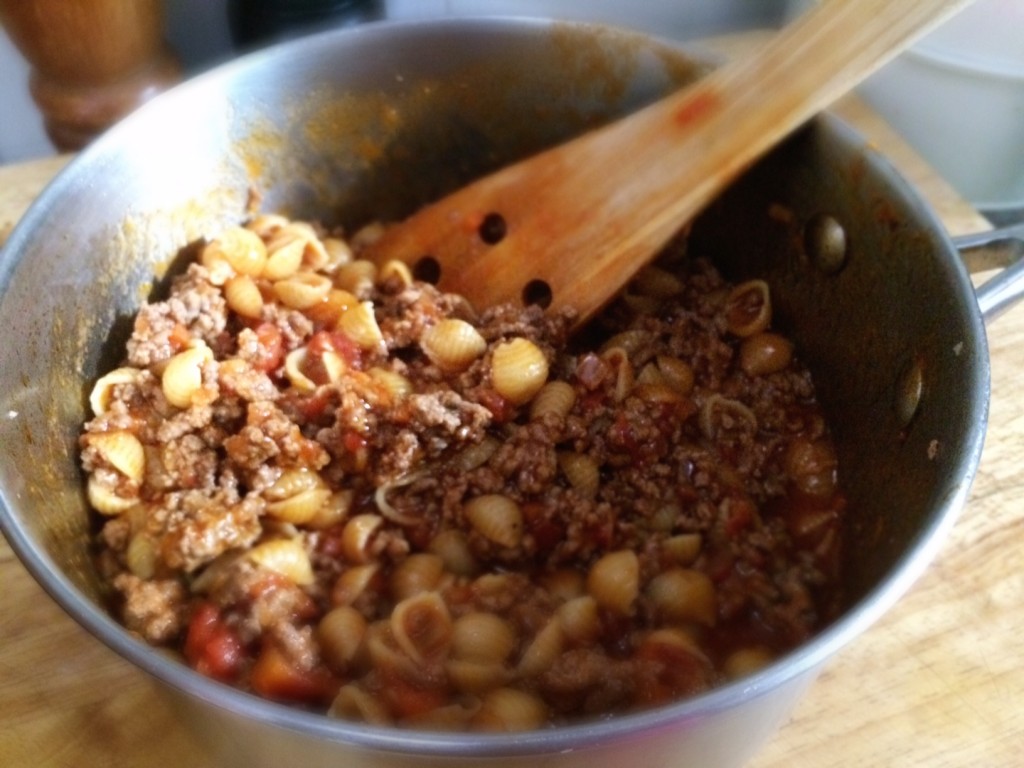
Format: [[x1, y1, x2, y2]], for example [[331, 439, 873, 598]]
[[113, 573, 188, 643], [126, 265, 227, 366], [154, 433, 219, 490], [82, 218, 846, 731], [157, 490, 264, 572], [262, 303, 315, 351], [219, 357, 280, 402], [403, 391, 492, 455], [539, 649, 638, 715], [376, 283, 462, 349], [224, 401, 329, 473]]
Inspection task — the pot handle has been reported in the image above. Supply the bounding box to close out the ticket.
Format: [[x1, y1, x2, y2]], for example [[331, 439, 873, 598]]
[[954, 222, 1024, 323]]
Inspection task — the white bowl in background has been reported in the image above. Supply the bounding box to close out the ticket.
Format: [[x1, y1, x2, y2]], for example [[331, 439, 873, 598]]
[[786, 0, 1024, 215]]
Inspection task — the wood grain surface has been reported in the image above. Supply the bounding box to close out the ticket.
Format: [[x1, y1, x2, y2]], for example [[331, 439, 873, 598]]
[[1, 34, 1020, 768]]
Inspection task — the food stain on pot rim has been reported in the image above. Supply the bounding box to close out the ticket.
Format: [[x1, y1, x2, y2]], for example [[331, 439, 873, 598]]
[[230, 22, 708, 230]]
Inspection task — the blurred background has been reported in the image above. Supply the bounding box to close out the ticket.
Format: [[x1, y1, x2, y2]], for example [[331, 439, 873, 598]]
[[0, 0, 778, 165], [1, 0, 1022, 219]]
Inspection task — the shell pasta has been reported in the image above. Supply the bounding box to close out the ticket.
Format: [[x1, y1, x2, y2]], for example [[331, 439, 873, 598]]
[[80, 213, 846, 730]]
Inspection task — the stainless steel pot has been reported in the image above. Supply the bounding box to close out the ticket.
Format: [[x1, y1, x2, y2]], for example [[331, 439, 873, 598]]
[[2, 17, 1023, 768]]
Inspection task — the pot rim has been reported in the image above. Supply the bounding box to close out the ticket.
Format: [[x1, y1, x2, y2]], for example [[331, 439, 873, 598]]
[[0, 459, 977, 756], [0, 15, 991, 759]]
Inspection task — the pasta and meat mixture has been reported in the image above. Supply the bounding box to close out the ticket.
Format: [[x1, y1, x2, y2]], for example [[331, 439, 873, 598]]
[[81, 213, 845, 731]]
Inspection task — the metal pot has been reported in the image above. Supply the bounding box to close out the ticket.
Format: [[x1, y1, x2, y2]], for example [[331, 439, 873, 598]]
[[1, 17, 1022, 768]]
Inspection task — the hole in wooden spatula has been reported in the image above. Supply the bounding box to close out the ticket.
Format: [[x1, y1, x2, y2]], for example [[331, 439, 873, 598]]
[[478, 212, 507, 244], [522, 279, 552, 309], [413, 256, 441, 284]]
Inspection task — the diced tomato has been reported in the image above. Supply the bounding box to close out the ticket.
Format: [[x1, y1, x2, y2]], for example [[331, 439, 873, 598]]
[[667, 397, 697, 424], [317, 526, 344, 559], [168, 322, 192, 352], [250, 642, 337, 705], [675, 481, 699, 505], [579, 391, 606, 414], [475, 388, 515, 423], [306, 330, 334, 358], [521, 502, 564, 554], [252, 323, 284, 372], [343, 431, 367, 454], [532, 519, 565, 554], [290, 330, 364, 390], [723, 497, 756, 538], [381, 675, 447, 719], [330, 331, 362, 368], [606, 407, 675, 462], [705, 549, 736, 583], [307, 329, 363, 369], [337, 429, 369, 474], [608, 412, 639, 452], [583, 516, 615, 550], [297, 388, 334, 421], [404, 522, 436, 552], [184, 602, 246, 682]]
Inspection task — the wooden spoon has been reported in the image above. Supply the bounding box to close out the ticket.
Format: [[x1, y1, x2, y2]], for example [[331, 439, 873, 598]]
[[367, 0, 974, 326]]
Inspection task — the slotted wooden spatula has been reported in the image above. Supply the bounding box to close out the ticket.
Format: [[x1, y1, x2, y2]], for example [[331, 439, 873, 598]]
[[367, 0, 974, 326]]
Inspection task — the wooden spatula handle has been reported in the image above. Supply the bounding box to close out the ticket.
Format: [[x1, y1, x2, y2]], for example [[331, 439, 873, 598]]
[[368, 0, 973, 325]]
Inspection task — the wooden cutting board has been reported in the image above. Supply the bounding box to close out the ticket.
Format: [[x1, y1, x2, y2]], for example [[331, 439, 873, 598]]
[[1, 34, 1021, 768]]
